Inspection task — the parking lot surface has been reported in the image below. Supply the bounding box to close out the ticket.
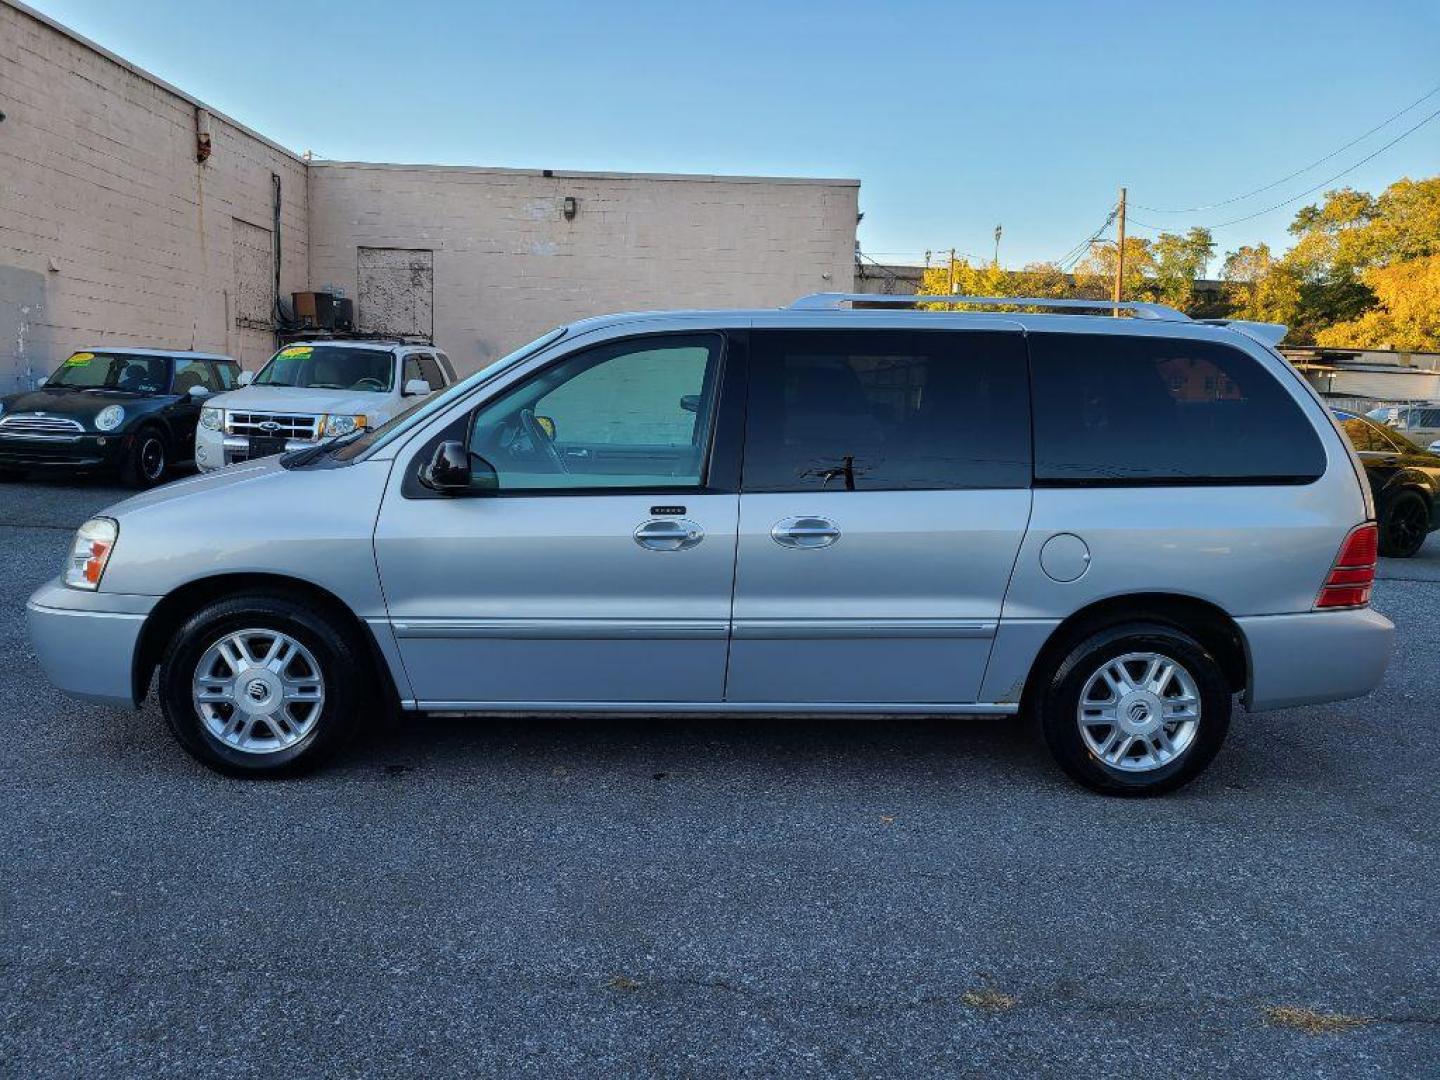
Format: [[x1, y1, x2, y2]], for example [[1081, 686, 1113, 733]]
[[2, 478, 1438, 1078]]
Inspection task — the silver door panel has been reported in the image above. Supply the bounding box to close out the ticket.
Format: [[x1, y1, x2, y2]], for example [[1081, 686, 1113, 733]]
[[375, 493, 739, 703], [727, 490, 1032, 703]]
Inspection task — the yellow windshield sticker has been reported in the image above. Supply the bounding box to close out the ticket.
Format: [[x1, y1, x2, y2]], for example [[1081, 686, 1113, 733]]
[[279, 346, 313, 359], [64, 352, 95, 366]]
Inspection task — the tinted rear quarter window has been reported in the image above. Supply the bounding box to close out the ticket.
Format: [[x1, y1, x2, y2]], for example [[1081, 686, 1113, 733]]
[[1030, 333, 1325, 484], [744, 329, 1031, 491]]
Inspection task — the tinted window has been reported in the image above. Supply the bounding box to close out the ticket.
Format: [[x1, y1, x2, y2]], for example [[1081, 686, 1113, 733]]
[[1030, 333, 1325, 484], [1412, 408, 1440, 428], [466, 333, 723, 491], [743, 330, 1031, 492]]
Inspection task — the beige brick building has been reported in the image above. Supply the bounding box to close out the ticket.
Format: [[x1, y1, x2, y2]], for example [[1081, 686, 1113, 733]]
[[0, 1, 858, 389]]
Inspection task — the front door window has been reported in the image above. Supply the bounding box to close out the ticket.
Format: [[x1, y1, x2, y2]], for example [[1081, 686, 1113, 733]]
[[466, 334, 724, 491]]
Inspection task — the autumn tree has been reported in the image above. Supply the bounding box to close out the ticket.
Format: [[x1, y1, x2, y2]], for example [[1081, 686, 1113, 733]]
[[1220, 243, 1302, 325]]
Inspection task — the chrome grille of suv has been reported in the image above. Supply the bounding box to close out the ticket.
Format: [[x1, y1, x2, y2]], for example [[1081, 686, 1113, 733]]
[[225, 412, 321, 440], [0, 415, 85, 441]]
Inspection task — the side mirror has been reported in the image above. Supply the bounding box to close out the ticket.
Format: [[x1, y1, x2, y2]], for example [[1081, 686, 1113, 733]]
[[187, 385, 211, 399], [404, 378, 433, 397], [420, 441, 499, 494], [237, 371, 255, 387]]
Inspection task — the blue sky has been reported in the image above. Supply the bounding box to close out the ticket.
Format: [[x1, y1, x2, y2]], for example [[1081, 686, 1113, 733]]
[[27, 0, 1440, 272]]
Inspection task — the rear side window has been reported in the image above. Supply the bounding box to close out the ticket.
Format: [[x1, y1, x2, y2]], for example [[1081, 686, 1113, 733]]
[[1030, 333, 1325, 485], [173, 359, 236, 394], [743, 330, 1031, 492]]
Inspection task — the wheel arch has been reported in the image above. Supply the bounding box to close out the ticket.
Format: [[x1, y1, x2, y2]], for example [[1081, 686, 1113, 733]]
[[1019, 592, 1250, 715], [133, 572, 402, 710]]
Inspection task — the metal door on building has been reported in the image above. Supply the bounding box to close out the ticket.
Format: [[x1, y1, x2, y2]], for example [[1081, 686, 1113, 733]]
[[358, 247, 434, 339], [230, 218, 276, 369]]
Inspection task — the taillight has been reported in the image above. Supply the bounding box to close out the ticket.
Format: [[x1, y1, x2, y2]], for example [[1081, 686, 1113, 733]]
[[1316, 523, 1378, 609]]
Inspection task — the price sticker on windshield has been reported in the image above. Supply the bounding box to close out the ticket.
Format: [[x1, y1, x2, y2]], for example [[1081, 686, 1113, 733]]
[[64, 352, 95, 366], [279, 346, 313, 359]]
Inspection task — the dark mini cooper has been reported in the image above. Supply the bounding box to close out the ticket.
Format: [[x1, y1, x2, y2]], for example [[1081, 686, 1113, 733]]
[[0, 349, 241, 487], [1334, 409, 1440, 558]]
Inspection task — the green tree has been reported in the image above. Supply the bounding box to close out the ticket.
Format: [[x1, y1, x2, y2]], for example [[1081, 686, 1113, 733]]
[[1220, 242, 1302, 325]]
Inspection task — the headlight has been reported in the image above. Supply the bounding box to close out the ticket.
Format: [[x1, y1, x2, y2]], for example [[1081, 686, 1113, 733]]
[[322, 414, 367, 437], [65, 517, 118, 590], [200, 407, 224, 431], [95, 404, 126, 432]]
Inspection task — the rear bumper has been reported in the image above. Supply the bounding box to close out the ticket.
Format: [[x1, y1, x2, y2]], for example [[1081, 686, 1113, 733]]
[[26, 579, 156, 709], [1239, 607, 1394, 712]]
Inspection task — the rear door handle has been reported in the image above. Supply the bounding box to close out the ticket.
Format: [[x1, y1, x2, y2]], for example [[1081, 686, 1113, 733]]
[[771, 515, 841, 549], [634, 519, 704, 551]]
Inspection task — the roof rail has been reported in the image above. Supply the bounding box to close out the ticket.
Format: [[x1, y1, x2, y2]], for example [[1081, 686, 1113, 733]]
[[1197, 319, 1289, 346], [788, 293, 1191, 321]]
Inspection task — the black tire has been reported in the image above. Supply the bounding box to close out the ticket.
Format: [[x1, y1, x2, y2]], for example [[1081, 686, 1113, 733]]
[[1378, 489, 1430, 558], [121, 426, 169, 488], [1034, 622, 1232, 797], [157, 594, 367, 776]]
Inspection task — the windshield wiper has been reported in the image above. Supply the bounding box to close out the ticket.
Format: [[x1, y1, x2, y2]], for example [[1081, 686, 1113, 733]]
[[281, 427, 367, 469]]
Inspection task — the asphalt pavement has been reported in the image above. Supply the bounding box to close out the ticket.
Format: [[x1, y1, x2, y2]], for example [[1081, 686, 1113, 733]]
[[1, 477, 1437, 1078]]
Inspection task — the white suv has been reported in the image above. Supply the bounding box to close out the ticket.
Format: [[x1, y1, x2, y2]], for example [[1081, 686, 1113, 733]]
[[196, 340, 454, 471]]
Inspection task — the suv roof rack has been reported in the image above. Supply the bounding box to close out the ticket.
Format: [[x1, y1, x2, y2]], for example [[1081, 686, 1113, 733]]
[[788, 293, 1191, 321]]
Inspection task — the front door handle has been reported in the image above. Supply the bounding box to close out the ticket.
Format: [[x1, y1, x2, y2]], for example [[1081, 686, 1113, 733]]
[[634, 519, 704, 551], [771, 515, 841, 549]]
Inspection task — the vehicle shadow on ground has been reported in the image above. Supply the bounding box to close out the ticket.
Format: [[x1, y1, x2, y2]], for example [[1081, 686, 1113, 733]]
[[340, 709, 1079, 792]]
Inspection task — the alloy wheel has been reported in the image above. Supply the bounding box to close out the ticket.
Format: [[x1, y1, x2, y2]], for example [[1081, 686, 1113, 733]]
[[192, 629, 325, 754], [1076, 651, 1201, 772]]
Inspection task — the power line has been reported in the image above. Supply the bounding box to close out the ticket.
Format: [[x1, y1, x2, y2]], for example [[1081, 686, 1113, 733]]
[[1199, 105, 1440, 229], [1056, 207, 1118, 271], [1133, 81, 1440, 214]]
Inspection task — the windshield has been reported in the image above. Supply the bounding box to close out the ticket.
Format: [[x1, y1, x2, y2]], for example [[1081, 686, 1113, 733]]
[[255, 345, 395, 392], [45, 352, 170, 393], [331, 328, 568, 463]]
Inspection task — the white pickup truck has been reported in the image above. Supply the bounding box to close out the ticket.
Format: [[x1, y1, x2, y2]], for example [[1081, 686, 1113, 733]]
[[195, 340, 455, 471]]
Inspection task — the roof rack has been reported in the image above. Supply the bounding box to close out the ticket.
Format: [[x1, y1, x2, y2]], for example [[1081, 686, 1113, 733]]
[[788, 293, 1191, 321]]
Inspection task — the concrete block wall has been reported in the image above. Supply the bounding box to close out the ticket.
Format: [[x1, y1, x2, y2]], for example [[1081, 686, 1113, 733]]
[[1, 0, 859, 388], [0, 1, 309, 389], [307, 163, 858, 374]]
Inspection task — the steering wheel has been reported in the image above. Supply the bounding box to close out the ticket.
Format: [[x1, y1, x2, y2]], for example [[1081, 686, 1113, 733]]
[[520, 408, 569, 474], [353, 377, 385, 391]]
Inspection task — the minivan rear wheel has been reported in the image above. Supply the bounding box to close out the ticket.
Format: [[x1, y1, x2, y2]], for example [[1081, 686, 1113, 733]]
[[1035, 623, 1232, 796], [157, 594, 364, 775]]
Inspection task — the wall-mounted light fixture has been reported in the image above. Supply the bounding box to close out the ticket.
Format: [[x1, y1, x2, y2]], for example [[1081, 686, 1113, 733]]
[[563, 196, 577, 221]]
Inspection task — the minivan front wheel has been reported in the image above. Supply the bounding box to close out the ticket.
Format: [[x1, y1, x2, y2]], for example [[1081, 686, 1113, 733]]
[[158, 594, 364, 775], [1036, 623, 1232, 796]]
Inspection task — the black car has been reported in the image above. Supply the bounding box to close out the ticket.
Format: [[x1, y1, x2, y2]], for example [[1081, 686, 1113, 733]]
[[1334, 409, 1440, 558], [0, 349, 242, 487]]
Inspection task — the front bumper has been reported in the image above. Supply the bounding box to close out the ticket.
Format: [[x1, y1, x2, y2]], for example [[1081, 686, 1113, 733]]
[[195, 425, 318, 472], [0, 431, 129, 471], [1239, 607, 1395, 712], [26, 579, 157, 708]]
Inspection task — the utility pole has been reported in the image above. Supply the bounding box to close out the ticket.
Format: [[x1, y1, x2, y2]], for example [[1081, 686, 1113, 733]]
[[1113, 186, 1127, 312], [947, 248, 957, 294], [993, 224, 1003, 266]]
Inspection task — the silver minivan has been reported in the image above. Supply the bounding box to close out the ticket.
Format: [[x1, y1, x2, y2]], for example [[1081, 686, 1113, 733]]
[[27, 296, 1396, 795]]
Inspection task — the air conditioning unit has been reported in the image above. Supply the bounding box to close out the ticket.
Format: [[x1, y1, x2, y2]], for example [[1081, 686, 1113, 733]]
[[292, 291, 339, 329]]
